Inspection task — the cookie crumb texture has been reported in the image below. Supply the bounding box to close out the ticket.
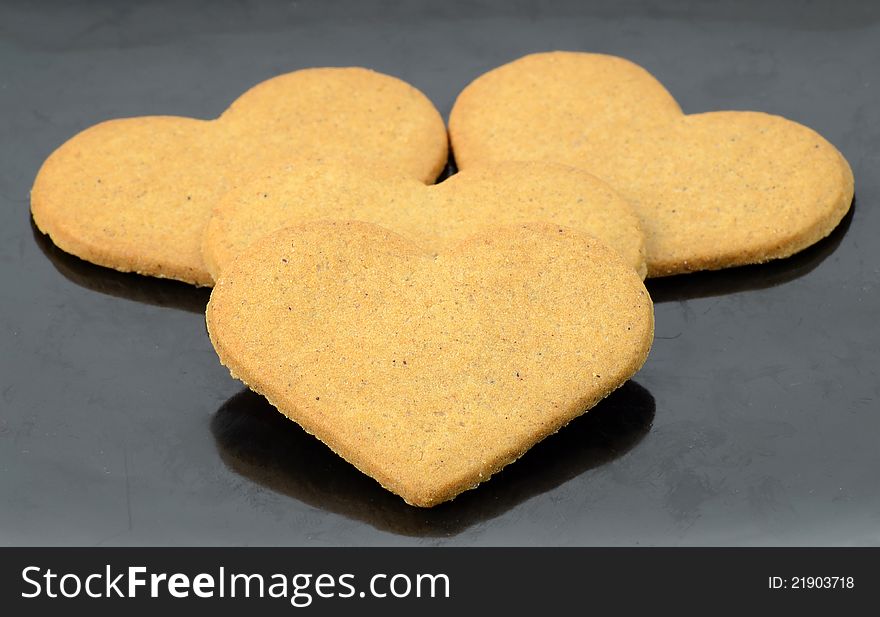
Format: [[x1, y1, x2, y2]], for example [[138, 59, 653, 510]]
[[206, 221, 654, 507], [31, 67, 448, 286], [203, 160, 647, 281], [449, 51, 854, 277]]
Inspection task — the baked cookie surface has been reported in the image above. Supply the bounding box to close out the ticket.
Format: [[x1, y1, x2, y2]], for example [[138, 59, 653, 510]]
[[206, 221, 654, 507], [449, 51, 854, 277], [31, 67, 448, 286], [203, 160, 647, 281]]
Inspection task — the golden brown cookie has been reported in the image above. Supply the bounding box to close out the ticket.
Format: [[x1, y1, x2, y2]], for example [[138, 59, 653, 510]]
[[206, 221, 654, 507], [449, 51, 854, 277], [31, 68, 448, 286], [202, 160, 646, 281]]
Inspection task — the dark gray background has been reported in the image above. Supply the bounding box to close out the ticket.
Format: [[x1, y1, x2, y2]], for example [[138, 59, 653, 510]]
[[1, 0, 878, 546]]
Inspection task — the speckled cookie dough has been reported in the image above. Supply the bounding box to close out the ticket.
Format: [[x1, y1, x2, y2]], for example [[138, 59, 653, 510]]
[[202, 160, 647, 281], [206, 221, 654, 507], [31, 67, 448, 286], [449, 51, 854, 277]]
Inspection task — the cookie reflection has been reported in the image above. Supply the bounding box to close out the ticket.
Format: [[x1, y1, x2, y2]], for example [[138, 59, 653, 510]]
[[32, 218, 210, 314], [646, 198, 854, 303], [211, 381, 654, 537]]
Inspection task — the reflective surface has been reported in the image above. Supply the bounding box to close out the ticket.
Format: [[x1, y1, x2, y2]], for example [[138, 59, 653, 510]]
[[212, 382, 655, 537], [1, 0, 878, 545]]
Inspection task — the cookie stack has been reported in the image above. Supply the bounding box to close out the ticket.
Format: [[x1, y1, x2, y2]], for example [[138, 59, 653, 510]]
[[31, 52, 853, 507]]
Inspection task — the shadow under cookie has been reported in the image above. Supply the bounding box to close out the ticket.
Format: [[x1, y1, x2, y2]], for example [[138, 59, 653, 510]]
[[434, 154, 459, 183], [646, 197, 855, 303], [210, 380, 655, 537], [32, 216, 211, 314]]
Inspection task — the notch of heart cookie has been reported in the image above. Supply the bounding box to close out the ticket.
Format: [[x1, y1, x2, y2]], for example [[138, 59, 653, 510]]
[[31, 67, 448, 286], [449, 51, 854, 277], [206, 220, 654, 507], [202, 160, 647, 282]]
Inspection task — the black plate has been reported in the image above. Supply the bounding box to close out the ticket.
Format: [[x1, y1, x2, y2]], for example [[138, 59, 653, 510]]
[[2, 0, 878, 546]]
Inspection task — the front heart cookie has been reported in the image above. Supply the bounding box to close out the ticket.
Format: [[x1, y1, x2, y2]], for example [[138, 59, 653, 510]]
[[31, 67, 447, 286], [449, 51, 854, 277], [202, 160, 647, 281], [206, 221, 654, 507]]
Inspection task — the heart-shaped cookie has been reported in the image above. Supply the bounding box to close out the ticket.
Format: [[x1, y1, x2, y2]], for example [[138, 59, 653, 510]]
[[206, 221, 654, 507], [202, 160, 647, 281], [31, 67, 447, 286], [449, 51, 854, 277]]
